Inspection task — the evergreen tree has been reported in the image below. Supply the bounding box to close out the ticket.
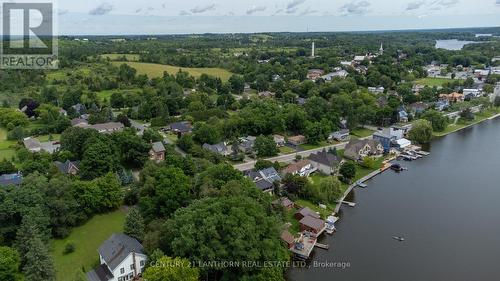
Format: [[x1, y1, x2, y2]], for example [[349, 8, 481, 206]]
[[23, 236, 56, 281], [124, 208, 145, 241]]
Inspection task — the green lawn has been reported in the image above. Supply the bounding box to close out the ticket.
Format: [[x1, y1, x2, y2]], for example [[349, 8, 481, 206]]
[[111, 61, 233, 81], [299, 141, 330, 151], [52, 209, 127, 281], [0, 128, 17, 161], [295, 199, 334, 219], [351, 128, 374, 138], [415, 77, 453, 87], [96, 88, 142, 103], [279, 146, 296, 154]]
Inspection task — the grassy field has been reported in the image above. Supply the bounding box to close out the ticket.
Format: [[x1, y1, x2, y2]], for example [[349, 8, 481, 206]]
[[111, 61, 233, 81], [100, 54, 140, 61], [0, 128, 17, 161], [52, 209, 127, 281], [415, 77, 453, 87], [96, 88, 142, 103]]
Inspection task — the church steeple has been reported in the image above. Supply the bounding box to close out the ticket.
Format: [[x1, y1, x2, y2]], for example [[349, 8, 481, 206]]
[[379, 43, 384, 55]]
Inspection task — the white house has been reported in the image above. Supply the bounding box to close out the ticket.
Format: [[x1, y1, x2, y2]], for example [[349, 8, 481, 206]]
[[328, 129, 350, 142], [87, 233, 147, 281]]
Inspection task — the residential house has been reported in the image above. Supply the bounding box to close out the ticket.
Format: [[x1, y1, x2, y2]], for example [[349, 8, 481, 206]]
[[297, 97, 307, 106], [55, 160, 80, 176], [307, 69, 325, 81], [149, 142, 166, 162], [299, 216, 326, 235], [353, 55, 367, 62], [412, 84, 425, 94], [86, 122, 125, 134], [273, 135, 286, 147], [239, 136, 256, 154], [72, 103, 87, 116], [398, 107, 409, 123], [373, 128, 404, 152], [307, 149, 343, 175], [202, 142, 231, 156], [463, 89, 481, 100], [169, 121, 193, 136], [272, 197, 295, 210], [328, 129, 350, 142], [368, 86, 385, 94], [344, 139, 384, 161], [0, 173, 22, 187], [71, 118, 89, 127], [86, 233, 147, 281], [294, 207, 320, 220], [258, 91, 276, 99], [282, 160, 317, 177], [280, 230, 296, 249], [23, 137, 60, 154], [435, 100, 450, 111], [322, 70, 348, 81], [409, 102, 429, 114], [440, 92, 464, 103], [247, 167, 282, 192], [287, 135, 306, 146], [23, 137, 42, 153], [340, 61, 352, 67]]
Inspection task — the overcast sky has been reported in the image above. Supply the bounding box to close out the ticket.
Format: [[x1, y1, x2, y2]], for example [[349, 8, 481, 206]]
[[8, 0, 500, 34]]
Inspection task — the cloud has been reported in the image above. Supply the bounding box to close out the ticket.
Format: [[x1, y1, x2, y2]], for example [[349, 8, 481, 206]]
[[179, 10, 191, 16], [406, 1, 425, 10], [89, 3, 113, 16], [246, 6, 267, 15], [300, 7, 318, 16], [135, 8, 142, 13], [190, 4, 216, 14], [339, 1, 371, 16], [430, 0, 459, 8], [286, 0, 306, 14]]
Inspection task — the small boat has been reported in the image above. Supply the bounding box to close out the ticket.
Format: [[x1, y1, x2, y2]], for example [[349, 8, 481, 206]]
[[356, 182, 368, 188], [392, 236, 405, 242], [390, 164, 405, 172]]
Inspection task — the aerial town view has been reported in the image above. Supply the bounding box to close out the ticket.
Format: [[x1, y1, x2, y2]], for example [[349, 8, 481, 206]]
[[0, 0, 500, 281]]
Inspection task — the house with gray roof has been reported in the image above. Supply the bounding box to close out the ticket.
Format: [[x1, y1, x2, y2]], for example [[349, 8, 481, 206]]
[[238, 136, 256, 154], [149, 142, 166, 162], [87, 233, 147, 281], [55, 160, 80, 176], [247, 167, 282, 193], [23, 137, 60, 154], [344, 139, 384, 161], [169, 121, 193, 136], [202, 142, 231, 156], [0, 173, 22, 187], [307, 149, 343, 175]]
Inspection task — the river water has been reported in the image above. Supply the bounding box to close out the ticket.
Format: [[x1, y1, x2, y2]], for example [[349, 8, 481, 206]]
[[435, 39, 476, 50], [288, 118, 500, 281]]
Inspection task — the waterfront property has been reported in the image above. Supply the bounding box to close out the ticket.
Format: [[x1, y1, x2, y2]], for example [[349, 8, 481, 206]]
[[307, 149, 343, 175], [344, 139, 384, 161], [282, 160, 317, 177]]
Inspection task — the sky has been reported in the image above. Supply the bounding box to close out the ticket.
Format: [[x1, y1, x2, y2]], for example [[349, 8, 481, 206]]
[[3, 0, 500, 35]]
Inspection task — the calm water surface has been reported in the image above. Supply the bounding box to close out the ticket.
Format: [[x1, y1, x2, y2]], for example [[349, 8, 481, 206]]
[[435, 39, 476, 50], [289, 118, 500, 281]]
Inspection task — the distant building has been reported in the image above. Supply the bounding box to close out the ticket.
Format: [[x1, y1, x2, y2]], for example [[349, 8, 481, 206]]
[[299, 216, 326, 234], [294, 207, 320, 220], [86, 233, 146, 281], [0, 173, 22, 187], [409, 102, 430, 114], [239, 136, 256, 154], [272, 197, 295, 210], [328, 129, 350, 142], [149, 142, 166, 162], [23, 137, 60, 154], [368, 86, 385, 94], [273, 135, 286, 147], [55, 160, 80, 176], [169, 121, 193, 136], [247, 167, 282, 193], [439, 92, 464, 103], [307, 69, 325, 81], [287, 135, 306, 146], [202, 142, 231, 156], [258, 91, 276, 99]]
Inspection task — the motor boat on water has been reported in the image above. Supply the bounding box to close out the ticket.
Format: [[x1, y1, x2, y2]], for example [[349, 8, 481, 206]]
[[392, 236, 405, 242], [325, 216, 339, 235], [390, 164, 406, 172]]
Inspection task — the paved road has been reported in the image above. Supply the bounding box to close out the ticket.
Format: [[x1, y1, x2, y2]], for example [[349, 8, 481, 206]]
[[233, 137, 371, 171]]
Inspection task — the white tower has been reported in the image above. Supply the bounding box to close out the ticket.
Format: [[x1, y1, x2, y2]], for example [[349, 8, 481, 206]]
[[379, 43, 384, 55], [311, 42, 315, 58]]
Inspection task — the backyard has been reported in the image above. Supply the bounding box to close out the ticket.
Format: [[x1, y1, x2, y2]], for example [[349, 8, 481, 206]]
[[51, 209, 127, 281], [414, 77, 453, 87]]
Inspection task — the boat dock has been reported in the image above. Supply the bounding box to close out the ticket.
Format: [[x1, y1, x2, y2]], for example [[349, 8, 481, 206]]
[[339, 200, 356, 207]]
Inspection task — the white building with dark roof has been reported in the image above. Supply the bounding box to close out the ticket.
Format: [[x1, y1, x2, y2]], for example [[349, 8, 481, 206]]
[[87, 233, 146, 281]]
